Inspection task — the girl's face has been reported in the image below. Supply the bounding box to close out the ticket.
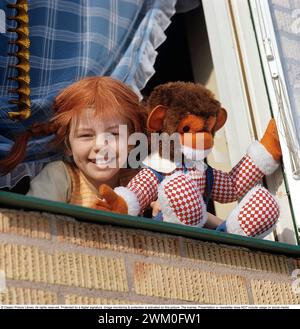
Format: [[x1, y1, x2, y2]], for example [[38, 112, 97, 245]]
[[68, 108, 129, 189]]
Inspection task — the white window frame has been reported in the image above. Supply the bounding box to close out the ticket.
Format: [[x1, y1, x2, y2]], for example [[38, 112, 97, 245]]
[[202, 0, 299, 244], [248, 0, 300, 243]]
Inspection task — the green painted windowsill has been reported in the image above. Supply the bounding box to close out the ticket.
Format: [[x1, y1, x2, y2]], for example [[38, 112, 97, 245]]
[[0, 190, 299, 257]]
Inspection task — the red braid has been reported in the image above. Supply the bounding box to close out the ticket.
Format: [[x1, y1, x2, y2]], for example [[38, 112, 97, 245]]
[[1, 76, 145, 175], [0, 122, 57, 174]]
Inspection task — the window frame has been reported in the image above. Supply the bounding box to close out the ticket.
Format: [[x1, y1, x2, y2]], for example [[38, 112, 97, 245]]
[[1, 0, 299, 256], [0, 190, 299, 257], [202, 0, 299, 245], [248, 0, 300, 243]]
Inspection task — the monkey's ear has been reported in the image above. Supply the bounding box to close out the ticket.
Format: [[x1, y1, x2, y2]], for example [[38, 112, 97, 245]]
[[214, 107, 227, 132], [147, 105, 167, 132]]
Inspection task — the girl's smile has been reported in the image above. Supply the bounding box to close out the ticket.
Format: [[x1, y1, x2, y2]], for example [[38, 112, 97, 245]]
[[68, 108, 129, 189]]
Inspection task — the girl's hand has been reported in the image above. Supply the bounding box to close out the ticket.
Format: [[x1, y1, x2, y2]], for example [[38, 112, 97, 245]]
[[94, 184, 128, 214], [150, 200, 161, 217], [204, 212, 224, 229]]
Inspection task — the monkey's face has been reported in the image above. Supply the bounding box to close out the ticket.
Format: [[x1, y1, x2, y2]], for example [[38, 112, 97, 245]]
[[146, 104, 227, 161], [177, 114, 217, 150], [146, 82, 228, 161]]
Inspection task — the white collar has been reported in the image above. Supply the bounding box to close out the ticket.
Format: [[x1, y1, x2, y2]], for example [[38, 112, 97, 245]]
[[142, 151, 176, 173], [142, 149, 211, 174]]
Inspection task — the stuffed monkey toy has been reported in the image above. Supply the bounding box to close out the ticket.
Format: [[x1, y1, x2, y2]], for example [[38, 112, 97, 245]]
[[96, 82, 281, 238]]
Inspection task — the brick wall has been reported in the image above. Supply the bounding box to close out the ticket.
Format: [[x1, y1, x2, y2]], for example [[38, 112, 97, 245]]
[[0, 208, 299, 305]]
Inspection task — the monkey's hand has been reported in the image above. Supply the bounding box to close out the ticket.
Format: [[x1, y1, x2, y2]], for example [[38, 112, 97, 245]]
[[94, 184, 128, 214], [260, 119, 282, 162]]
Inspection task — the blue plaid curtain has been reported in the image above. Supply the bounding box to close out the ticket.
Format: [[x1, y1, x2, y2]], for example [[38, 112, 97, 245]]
[[0, 0, 177, 188]]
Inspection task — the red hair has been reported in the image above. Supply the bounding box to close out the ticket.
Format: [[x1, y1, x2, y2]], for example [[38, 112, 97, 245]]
[[0, 76, 145, 174]]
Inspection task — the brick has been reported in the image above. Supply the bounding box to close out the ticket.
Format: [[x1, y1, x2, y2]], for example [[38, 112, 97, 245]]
[[134, 262, 249, 304], [64, 294, 139, 305], [57, 220, 180, 258], [184, 240, 289, 274], [0, 210, 51, 240], [0, 243, 128, 292], [251, 279, 300, 304], [293, 259, 300, 271], [0, 287, 57, 304]]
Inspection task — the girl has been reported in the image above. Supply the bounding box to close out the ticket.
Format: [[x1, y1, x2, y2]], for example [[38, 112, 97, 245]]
[[0, 76, 145, 208]]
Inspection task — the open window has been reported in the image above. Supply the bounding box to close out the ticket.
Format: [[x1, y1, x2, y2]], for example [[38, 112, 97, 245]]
[[249, 0, 300, 244], [191, 0, 300, 245], [0, 0, 299, 254], [145, 0, 299, 246]]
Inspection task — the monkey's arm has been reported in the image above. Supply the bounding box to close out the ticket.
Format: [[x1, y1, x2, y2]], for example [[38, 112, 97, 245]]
[[96, 168, 160, 215], [210, 155, 266, 203], [210, 119, 281, 203]]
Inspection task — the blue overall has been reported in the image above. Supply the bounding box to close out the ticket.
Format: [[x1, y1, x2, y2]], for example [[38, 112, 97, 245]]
[[147, 166, 214, 221], [147, 164, 227, 232]]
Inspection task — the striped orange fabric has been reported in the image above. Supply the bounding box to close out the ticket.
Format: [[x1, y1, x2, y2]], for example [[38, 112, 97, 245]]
[[64, 163, 99, 208], [65, 164, 140, 208]]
